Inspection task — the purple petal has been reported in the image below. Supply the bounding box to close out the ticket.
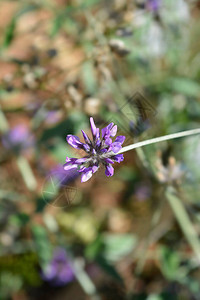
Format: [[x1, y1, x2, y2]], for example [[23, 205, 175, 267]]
[[110, 125, 117, 137], [105, 165, 114, 177], [100, 148, 108, 153], [81, 130, 91, 144], [111, 142, 122, 153], [90, 117, 97, 138], [107, 122, 114, 130], [81, 167, 93, 182], [105, 138, 112, 146], [78, 166, 86, 172], [83, 144, 90, 152], [92, 165, 99, 173], [96, 138, 101, 148], [114, 135, 125, 145], [75, 158, 88, 164], [101, 126, 108, 139], [92, 149, 97, 155], [63, 164, 78, 171], [104, 158, 114, 164], [67, 135, 83, 149], [113, 154, 124, 163], [64, 157, 78, 170], [65, 157, 77, 164], [96, 128, 100, 139], [102, 124, 112, 139]]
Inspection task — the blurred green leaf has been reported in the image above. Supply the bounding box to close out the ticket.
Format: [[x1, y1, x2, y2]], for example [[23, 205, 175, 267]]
[[10, 213, 30, 226], [85, 236, 103, 259], [102, 233, 137, 262], [31, 225, 52, 268], [35, 196, 47, 213], [3, 17, 16, 48], [159, 246, 181, 280], [51, 14, 64, 37], [81, 61, 97, 94], [147, 295, 163, 300], [167, 78, 200, 97], [2, 4, 39, 48], [0, 272, 22, 299], [86, 233, 137, 262], [50, 6, 75, 37]]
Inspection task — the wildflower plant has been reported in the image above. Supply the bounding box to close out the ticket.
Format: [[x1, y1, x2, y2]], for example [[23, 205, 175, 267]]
[[64, 117, 200, 183], [64, 117, 125, 182]]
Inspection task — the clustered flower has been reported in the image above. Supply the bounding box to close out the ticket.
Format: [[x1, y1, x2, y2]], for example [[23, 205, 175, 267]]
[[64, 117, 125, 182]]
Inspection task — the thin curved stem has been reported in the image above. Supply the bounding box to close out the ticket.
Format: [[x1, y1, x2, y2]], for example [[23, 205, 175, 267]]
[[118, 128, 200, 154]]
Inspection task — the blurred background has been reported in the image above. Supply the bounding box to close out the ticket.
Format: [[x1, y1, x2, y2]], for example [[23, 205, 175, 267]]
[[0, 0, 200, 299]]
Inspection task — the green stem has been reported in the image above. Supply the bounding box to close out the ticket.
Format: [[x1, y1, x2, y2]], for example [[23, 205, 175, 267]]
[[118, 128, 200, 154]]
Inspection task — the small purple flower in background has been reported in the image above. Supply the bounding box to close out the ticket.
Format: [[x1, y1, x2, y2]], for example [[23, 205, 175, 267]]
[[134, 184, 151, 201], [41, 247, 74, 286], [44, 110, 62, 126], [64, 117, 125, 182], [146, 0, 161, 12], [2, 124, 34, 153]]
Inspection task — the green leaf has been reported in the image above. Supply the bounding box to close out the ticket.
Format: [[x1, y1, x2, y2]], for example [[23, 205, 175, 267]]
[[159, 246, 180, 280], [10, 213, 30, 226], [0, 272, 22, 299], [50, 6, 75, 37], [147, 295, 163, 300], [81, 61, 97, 94], [3, 17, 16, 48], [85, 236, 103, 259], [31, 225, 52, 268], [102, 233, 137, 262], [51, 14, 64, 37], [167, 77, 200, 97], [2, 4, 39, 48], [16, 4, 39, 18], [86, 233, 137, 262]]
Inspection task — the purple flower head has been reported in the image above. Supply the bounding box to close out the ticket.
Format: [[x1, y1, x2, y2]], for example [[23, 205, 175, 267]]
[[64, 117, 125, 182], [2, 124, 34, 153], [41, 247, 74, 286]]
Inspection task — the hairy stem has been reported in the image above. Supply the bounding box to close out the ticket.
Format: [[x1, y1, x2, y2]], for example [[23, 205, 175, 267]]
[[118, 128, 200, 154]]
